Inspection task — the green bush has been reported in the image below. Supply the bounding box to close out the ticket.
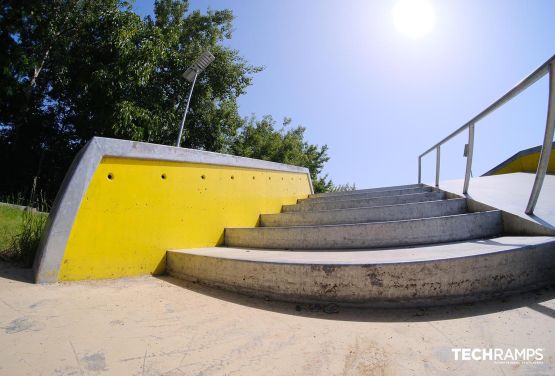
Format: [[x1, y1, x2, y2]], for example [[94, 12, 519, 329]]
[[1, 208, 47, 267]]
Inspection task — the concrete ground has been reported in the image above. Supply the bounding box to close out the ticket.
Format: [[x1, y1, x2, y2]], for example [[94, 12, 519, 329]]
[[1, 261, 554, 375]]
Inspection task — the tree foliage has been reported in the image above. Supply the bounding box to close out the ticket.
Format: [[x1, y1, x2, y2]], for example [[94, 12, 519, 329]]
[[233, 116, 332, 192], [0, 0, 334, 200]]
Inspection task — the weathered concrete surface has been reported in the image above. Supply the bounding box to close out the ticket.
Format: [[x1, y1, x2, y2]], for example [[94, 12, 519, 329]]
[[1, 260, 554, 375], [300, 186, 432, 203], [283, 191, 444, 212], [226, 211, 502, 249], [439, 173, 555, 231], [261, 198, 467, 227], [168, 236, 555, 306]]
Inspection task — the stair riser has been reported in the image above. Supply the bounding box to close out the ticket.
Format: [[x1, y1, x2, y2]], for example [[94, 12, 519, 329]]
[[301, 187, 433, 204], [262, 199, 467, 227], [283, 192, 445, 212], [309, 183, 424, 199], [166, 242, 555, 307], [226, 212, 502, 249]]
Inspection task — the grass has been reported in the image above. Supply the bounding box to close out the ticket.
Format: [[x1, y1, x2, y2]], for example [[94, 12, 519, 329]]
[[0, 205, 48, 267]]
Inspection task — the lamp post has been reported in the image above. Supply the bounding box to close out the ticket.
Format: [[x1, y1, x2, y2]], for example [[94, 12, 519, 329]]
[[176, 50, 215, 147]]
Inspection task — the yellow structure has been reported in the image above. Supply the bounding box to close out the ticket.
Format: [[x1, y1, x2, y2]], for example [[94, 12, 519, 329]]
[[34, 138, 312, 283], [485, 144, 555, 176], [58, 158, 311, 281]]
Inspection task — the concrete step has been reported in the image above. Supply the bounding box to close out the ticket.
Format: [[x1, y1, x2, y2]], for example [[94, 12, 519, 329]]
[[166, 236, 555, 307], [308, 183, 424, 199], [300, 186, 433, 204], [261, 198, 467, 227], [283, 191, 445, 212], [226, 211, 503, 249]]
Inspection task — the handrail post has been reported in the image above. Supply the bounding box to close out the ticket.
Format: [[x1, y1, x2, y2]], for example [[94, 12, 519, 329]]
[[435, 145, 441, 187], [418, 156, 422, 184], [463, 123, 475, 194], [526, 62, 555, 214]]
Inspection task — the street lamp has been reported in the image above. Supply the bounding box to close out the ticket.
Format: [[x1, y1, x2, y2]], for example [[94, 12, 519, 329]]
[[176, 50, 215, 147]]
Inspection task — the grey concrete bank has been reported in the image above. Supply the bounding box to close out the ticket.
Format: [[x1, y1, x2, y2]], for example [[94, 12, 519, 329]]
[[167, 184, 555, 306]]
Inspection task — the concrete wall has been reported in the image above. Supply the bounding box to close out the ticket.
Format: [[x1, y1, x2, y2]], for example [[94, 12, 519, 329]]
[[33, 137, 313, 283]]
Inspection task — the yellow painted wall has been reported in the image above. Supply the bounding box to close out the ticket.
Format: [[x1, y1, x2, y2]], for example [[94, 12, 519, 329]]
[[491, 150, 555, 175], [58, 157, 311, 281]]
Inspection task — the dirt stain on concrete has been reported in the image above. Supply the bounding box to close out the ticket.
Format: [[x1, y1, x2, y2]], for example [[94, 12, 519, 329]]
[[342, 338, 389, 376], [4, 317, 44, 334], [81, 352, 107, 372]]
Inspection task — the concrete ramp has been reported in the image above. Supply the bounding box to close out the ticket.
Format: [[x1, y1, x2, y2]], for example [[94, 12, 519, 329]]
[[439, 172, 555, 232]]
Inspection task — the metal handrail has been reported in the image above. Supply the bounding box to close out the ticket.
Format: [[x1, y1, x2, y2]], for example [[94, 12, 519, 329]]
[[417, 54, 555, 214]]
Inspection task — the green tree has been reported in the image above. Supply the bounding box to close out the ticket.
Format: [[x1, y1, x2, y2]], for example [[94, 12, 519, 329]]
[[0, 0, 261, 200], [232, 116, 332, 193], [0, 0, 336, 200]]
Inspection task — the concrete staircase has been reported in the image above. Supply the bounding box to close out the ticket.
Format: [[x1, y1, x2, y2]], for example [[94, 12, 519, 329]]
[[167, 184, 555, 307]]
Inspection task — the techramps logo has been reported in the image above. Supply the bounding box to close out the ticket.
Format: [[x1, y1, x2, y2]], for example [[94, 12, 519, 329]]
[[451, 348, 544, 365]]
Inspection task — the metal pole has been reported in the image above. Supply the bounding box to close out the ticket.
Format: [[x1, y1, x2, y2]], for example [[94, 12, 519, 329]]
[[176, 71, 198, 147], [435, 145, 441, 187], [418, 156, 422, 184], [526, 62, 555, 214], [463, 123, 475, 194]]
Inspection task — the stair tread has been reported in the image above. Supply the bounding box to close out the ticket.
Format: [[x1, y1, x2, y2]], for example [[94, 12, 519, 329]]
[[168, 236, 555, 264], [265, 198, 465, 215], [301, 186, 432, 203], [236, 210, 499, 230], [309, 183, 424, 198], [300, 191, 439, 205], [284, 191, 445, 212]]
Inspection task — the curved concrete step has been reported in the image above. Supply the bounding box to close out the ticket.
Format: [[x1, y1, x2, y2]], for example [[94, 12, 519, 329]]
[[283, 191, 445, 212], [300, 186, 433, 204], [261, 198, 467, 227], [226, 211, 503, 249], [166, 236, 555, 307], [308, 183, 424, 199]]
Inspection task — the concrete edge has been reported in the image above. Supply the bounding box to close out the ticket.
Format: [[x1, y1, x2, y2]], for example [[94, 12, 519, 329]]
[[33, 137, 312, 283]]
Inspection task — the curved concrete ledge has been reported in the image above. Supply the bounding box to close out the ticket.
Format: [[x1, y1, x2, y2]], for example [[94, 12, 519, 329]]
[[167, 236, 555, 307], [34, 137, 312, 283]]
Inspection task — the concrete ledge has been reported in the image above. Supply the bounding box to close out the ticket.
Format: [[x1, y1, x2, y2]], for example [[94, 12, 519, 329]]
[[167, 236, 555, 307], [33, 137, 312, 283]]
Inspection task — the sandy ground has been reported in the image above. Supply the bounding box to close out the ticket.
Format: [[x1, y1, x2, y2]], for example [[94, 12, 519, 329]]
[[0, 261, 554, 375]]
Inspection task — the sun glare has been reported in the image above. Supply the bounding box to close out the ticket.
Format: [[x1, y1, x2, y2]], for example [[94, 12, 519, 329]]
[[392, 0, 436, 39]]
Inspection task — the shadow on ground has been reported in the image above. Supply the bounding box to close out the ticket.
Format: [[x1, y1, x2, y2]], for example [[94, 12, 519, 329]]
[[2, 259, 554, 323], [0, 260, 33, 283], [157, 275, 555, 323]]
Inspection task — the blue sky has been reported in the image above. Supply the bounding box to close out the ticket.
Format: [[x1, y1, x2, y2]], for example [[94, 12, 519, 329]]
[[134, 0, 555, 188]]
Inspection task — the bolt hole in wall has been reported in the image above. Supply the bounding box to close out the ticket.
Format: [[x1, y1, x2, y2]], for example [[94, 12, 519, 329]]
[[161, 173, 166, 180], [107, 173, 114, 180], [419, 74, 550, 188]]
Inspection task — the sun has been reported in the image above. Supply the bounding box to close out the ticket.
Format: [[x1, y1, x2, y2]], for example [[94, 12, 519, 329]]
[[392, 0, 436, 39]]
